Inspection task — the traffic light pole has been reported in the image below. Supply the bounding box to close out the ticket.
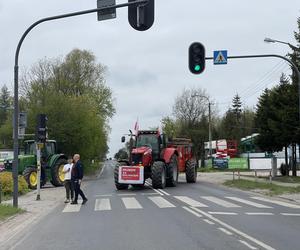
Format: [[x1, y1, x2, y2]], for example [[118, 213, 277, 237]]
[[12, 0, 148, 208], [206, 53, 300, 176]]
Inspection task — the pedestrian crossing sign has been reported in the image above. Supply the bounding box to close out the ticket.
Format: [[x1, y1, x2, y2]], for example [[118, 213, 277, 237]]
[[213, 50, 228, 65]]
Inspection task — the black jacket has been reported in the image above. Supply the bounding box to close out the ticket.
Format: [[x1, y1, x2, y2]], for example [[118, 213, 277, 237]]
[[72, 160, 84, 180]]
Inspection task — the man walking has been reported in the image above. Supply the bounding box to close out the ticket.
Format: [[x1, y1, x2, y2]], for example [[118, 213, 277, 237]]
[[71, 154, 88, 205], [63, 156, 74, 203]]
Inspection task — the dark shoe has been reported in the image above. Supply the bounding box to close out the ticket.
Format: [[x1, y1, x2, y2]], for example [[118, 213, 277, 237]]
[[82, 198, 88, 205], [71, 201, 78, 205]]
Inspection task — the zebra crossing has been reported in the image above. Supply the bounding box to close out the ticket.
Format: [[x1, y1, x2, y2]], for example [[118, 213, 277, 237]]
[[62, 194, 300, 213]]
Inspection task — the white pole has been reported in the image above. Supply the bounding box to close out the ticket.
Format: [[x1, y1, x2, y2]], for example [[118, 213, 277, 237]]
[[36, 143, 41, 200]]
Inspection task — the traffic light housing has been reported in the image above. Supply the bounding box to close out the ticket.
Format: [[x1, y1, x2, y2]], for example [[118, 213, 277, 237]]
[[128, 0, 154, 31], [36, 114, 47, 143], [189, 42, 205, 74]]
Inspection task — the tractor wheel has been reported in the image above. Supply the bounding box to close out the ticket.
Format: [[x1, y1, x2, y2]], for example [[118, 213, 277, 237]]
[[186, 159, 197, 183], [166, 155, 178, 187], [23, 167, 38, 189], [51, 158, 67, 187], [114, 162, 129, 190], [152, 161, 166, 189]]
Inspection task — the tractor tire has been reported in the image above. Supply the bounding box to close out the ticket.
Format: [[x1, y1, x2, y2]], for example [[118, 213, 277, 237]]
[[51, 158, 67, 187], [186, 159, 197, 183], [23, 167, 38, 189], [114, 162, 129, 190], [166, 155, 178, 187], [152, 161, 166, 189]]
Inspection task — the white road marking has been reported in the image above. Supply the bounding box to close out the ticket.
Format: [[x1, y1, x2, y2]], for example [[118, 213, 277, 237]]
[[94, 194, 113, 197], [190, 207, 275, 250], [245, 212, 273, 216], [182, 206, 202, 217], [281, 213, 300, 216], [62, 204, 81, 213], [117, 193, 136, 196], [141, 192, 158, 195], [174, 196, 208, 207], [94, 198, 111, 211], [251, 196, 300, 209], [208, 212, 238, 215], [201, 196, 240, 208], [145, 182, 164, 196], [203, 219, 215, 225], [158, 189, 170, 196], [148, 196, 176, 208], [239, 240, 258, 250], [218, 227, 233, 235], [226, 196, 272, 208], [122, 197, 143, 209]]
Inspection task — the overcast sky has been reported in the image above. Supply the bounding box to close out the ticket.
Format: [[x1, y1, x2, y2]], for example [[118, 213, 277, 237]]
[[0, 0, 299, 157]]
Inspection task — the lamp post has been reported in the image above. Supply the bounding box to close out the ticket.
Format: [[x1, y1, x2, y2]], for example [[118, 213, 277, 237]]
[[192, 95, 212, 160], [264, 38, 300, 52], [264, 37, 300, 176]]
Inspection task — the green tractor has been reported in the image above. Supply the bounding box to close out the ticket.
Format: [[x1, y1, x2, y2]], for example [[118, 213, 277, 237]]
[[4, 140, 67, 189]]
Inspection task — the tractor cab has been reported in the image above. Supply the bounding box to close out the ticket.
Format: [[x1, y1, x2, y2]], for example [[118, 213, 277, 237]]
[[24, 140, 57, 158], [131, 130, 163, 165]]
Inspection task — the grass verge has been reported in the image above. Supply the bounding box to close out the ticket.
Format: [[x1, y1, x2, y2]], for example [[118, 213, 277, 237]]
[[0, 204, 24, 221], [84, 161, 103, 176], [198, 167, 249, 173], [272, 176, 300, 183], [223, 179, 300, 196]]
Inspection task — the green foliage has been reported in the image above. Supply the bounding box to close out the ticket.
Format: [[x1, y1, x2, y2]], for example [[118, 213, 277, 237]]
[[0, 85, 13, 149], [161, 116, 180, 139], [255, 74, 300, 153], [20, 49, 115, 161], [218, 95, 255, 142], [83, 161, 102, 176], [0, 85, 11, 126], [114, 148, 129, 160], [0, 172, 29, 196]]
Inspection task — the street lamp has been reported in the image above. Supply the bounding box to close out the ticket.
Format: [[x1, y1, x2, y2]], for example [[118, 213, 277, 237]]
[[264, 37, 300, 176], [264, 37, 300, 52], [192, 95, 212, 161]]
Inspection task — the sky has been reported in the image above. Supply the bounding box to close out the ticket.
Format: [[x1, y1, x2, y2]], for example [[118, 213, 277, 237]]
[[0, 0, 299, 157]]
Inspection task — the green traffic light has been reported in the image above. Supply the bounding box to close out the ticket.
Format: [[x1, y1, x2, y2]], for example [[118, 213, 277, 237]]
[[194, 65, 201, 71]]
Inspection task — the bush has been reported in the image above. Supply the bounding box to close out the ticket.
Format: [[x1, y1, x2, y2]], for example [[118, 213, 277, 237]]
[[0, 172, 29, 196], [83, 160, 102, 176]]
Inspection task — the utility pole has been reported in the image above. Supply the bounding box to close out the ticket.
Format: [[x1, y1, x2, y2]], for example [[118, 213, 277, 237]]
[[12, 0, 150, 208]]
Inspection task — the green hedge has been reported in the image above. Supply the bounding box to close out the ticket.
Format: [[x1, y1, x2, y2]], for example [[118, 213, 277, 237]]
[[0, 172, 29, 196]]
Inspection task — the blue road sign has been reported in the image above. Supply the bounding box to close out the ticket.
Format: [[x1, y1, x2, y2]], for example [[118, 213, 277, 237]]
[[213, 50, 228, 65]]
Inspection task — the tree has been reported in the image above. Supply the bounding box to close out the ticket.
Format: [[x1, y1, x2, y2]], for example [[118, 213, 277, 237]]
[[173, 87, 208, 126], [20, 49, 115, 161], [161, 116, 180, 139], [218, 94, 253, 142], [164, 87, 216, 164], [231, 94, 242, 120], [255, 74, 300, 175], [0, 85, 11, 126], [114, 148, 129, 160]]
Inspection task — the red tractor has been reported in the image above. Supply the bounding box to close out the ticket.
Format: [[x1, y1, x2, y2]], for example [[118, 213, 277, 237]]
[[114, 130, 197, 190]]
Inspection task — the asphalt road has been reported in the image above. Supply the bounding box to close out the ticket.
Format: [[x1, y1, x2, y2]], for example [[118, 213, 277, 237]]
[[10, 160, 300, 250]]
